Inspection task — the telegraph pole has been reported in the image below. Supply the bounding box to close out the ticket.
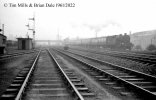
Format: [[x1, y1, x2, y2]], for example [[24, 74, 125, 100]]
[[33, 13, 35, 42], [28, 13, 35, 48], [2, 24, 4, 35]]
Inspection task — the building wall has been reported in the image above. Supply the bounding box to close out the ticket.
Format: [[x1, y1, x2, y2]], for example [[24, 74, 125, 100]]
[[17, 39, 33, 50], [0, 34, 7, 54], [130, 31, 156, 50], [0, 34, 6, 46], [26, 40, 33, 49], [18, 40, 22, 49]]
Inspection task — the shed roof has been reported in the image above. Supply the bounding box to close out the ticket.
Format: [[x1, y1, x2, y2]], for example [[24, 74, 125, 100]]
[[0, 34, 7, 38], [17, 38, 32, 40]]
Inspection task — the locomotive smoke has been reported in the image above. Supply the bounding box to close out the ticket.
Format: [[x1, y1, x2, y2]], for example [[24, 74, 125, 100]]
[[83, 20, 121, 34]]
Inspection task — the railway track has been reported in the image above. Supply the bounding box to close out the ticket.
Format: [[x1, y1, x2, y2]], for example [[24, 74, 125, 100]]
[[69, 47, 156, 65], [53, 48, 156, 99], [0, 49, 95, 100], [133, 51, 156, 56], [0, 50, 38, 60], [0, 50, 41, 100]]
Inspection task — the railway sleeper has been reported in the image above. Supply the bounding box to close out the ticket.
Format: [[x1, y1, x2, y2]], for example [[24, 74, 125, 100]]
[[28, 88, 68, 94], [94, 75, 105, 78], [1, 94, 16, 100], [2, 88, 19, 94], [12, 80, 24, 84], [131, 81, 154, 86], [80, 92, 95, 97], [25, 93, 71, 100], [31, 77, 60, 80], [119, 75, 136, 78], [105, 82, 117, 85], [124, 78, 145, 81], [112, 86, 125, 90], [120, 91, 133, 96], [33, 80, 62, 84], [31, 83, 65, 88], [141, 86, 156, 91], [0, 86, 20, 99], [86, 71, 99, 76], [77, 87, 89, 92], [69, 77, 79, 79], [74, 83, 86, 87]]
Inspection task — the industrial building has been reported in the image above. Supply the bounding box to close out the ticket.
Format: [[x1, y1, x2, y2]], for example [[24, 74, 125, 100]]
[[17, 38, 33, 50], [130, 30, 156, 50], [0, 34, 7, 54]]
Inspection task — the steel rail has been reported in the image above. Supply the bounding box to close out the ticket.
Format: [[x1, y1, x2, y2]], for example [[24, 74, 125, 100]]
[[107, 50, 156, 57], [47, 49, 84, 100], [69, 47, 156, 64], [98, 51, 156, 63], [15, 50, 41, 100], [71, 46, 156, 58], [60, 48, 156, 83], [65, 49, 156, 80], [54, 48, 156, 99]]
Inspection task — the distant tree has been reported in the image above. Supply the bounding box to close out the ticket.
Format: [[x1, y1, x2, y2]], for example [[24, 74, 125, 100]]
[[146, 44, 156, 51]]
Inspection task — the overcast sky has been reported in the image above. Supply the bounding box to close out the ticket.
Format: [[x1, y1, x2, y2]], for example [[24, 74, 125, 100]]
[[1, 0, 156, 40]]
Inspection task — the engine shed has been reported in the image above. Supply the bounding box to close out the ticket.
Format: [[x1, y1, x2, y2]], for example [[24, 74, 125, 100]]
[[0, 34, 7, 54], [17, 38, 33, 50]]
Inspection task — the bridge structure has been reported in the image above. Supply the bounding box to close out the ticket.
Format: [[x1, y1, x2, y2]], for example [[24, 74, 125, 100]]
[[35, 40, 64, 46]]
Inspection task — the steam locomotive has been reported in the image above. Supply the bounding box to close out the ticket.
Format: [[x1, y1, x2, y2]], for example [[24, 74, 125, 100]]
[[68, 33, 133, 50], [106, 33, 133, 50]]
